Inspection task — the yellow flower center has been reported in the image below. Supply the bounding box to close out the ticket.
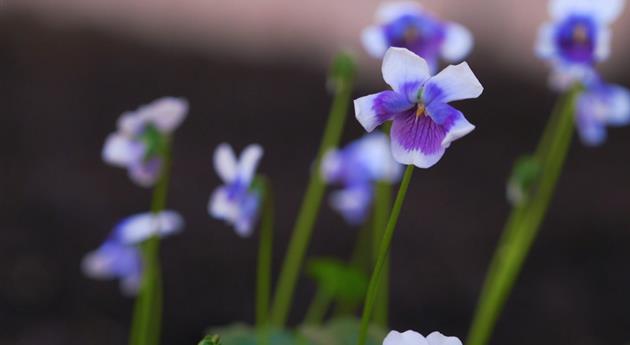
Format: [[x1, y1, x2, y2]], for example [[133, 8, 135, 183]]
[[415, 103, 426, 118]]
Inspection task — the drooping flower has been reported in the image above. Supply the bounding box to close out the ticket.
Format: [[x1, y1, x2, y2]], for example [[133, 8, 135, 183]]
[[321, 133, 402, 224], [383, 330, 462, 345], [575, 78, 630, 146], [362, 1, 473, 72], [536, 0, 625, 89], [102, 97, 188, 187], [354, 47, 483, 168], [81, 210, 184, 295], [209, 143, 264, 237]]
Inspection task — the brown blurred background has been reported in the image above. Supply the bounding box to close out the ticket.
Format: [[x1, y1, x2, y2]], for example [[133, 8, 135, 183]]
[[2, 1, 630, 345]]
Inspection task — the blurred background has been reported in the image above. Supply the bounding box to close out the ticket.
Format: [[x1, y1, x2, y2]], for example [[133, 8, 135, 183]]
[[2, 0, 630, 344]]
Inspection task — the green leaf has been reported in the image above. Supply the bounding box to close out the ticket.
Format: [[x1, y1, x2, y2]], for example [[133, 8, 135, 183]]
[[198, 335, 222, 345], [306, 258, 368, 304]]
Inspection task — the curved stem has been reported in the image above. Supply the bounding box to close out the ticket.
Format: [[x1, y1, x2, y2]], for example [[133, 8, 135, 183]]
[[357, 165, 414, 345]]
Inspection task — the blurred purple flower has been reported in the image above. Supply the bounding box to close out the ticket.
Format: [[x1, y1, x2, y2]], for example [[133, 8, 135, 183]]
[[82, 211, 184, 295], [102, 97, 188, 187], [383, 330, 462, 345], [354, 47, 482, 168], [322, 133, 402, 224], [362, 1, 473, 73], [209, 143, 263, 237], [536, 0, 625, 90]]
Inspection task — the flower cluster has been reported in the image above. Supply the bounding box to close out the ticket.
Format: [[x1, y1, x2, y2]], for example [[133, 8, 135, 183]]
[[103, 97, 188, 186], [322, 133, 402, 224], [362, 1, 472, 73], [82, 211, 184, 295], [384, 330, 462, 345], [209, 143, 264, 237]]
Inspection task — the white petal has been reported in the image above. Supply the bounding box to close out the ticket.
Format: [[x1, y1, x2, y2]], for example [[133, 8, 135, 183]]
[[426, 332, 463, 345], [424, 62, 483, 104], [376, 1, 423, 23], [550, 0, 624, 23], [383, 330, 429, 345], [391, 132, 445, 169], [535, 23, 556, 59], [356, 133, 403, 182], [362, 26, 389, 58], [355, 93, 382, 132], [237, 144, 264, 184], [442, 114, 476, 148], [605, 85, 630, 126], [139, 97, 189, 133], [441, 23, 473, 62], [382, 47, 431, 94], [214, 143, 238, 183], [81, 250, 116, 279], [208, 187, 239, 221], [595, 27, 612, 62], [117, 111, 147, 135], [102, 133, 145, 167], [116, 211, 184, 244]]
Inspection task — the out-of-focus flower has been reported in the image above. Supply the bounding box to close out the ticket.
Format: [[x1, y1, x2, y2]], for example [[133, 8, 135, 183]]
[[383, 330, 462, 345], [81, 210, 184, 295], [102, 97, 188, 187], [575, 79, 630, 145], [362, 1, 473, 72], [536, 0, 625, 89], [322, 133, 402, 224], [209, 143, 264, 237], [354, 47, 482, 169]]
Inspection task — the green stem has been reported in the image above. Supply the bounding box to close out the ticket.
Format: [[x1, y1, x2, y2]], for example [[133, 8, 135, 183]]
[[466, 86, 581, 345], [303, 287, 333, 325], [357, 165, 414, 345], [128, 143, 172, 345], [371, 180, 392, 326], [256, 176, 274, 331], [269, 53, 355, 327]]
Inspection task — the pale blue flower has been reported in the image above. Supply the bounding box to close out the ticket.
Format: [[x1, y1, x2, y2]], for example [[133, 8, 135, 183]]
[[576, 78, 630, 145], [209, 143, 263, 237], [383, 330, 462, 345]]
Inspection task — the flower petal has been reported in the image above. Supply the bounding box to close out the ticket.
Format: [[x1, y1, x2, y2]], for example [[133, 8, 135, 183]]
[[375, 1, 423, 23], [423, 62, 483, 105], [550, 0, 624, 23], [576, 92, 607, 146], [382, 47, 431, 95], [81, 241, 142, 280], [362, 26, 389, 58], [425, 103, 476, 147], [102, 133, 146, 167], [233, 192, 261, 237], [355, 91, 414, 132], [535, 22, 556, 59], [237, 144, 264, 184], [426, 332, 463, 345], [548, 62, 597, 91], [129, 157, 162, 187], [595, 27, 612, 62], [383, 330, 429, 345], [321, 149, 344, 183], [214, 143, 238, 183], [208, 186, 240, 221], [604, 85, 630, 126], [115, 211, 184, 244], [441, 22, 473, 62], [390, 111, 447, 168], [355, 132, 403, 182], [139, 97, 189, 133], [330, 184, 373, 225]]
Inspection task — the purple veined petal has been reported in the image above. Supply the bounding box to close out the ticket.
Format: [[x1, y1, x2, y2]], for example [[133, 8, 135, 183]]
[[236, 144, 264, 185], [425, 332, 463, 345], [550, 0, 624, 23], [382, 47, 431, 96], [214, 143, 238, 183], [329, 184, 373, 225], [115, 211, 184, 245], [129, 157, 162, 187], [355, 91, 414, 132], [535, 22, 557, 59], [375, 1, 424, 23], [595, 27, 612, 62], [137, 97, 189, 134], [425, 102, 475, 148], [102, 133, 146, 167], [440, 22, 473, 62], [423, 62, 483, 106], [361, 26, 389, 58], [390, 110, 447, 168], [383, 330, 429, 345]]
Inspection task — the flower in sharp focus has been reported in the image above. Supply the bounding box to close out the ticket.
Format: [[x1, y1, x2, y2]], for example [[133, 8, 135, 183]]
[[322, 133, 402, 224], [209, 143, 264, 237], [102, 97, 188, 187], [354, 47, 483, 169], [362, 1, 473, 72], [536, 0, 625, 89], [383, 330, 462, 345], [575, 78, 630, 146], [81, 210, 184, 295]]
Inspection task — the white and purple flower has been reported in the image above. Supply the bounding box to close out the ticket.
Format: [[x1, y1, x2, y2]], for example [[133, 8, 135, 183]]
[[354, 47, 482, 169], [536, 0, 625, 89], [102, 97, 188, 187], [383, 330, 462, 345], [575, 79, 630, 146], [322, 133, 402, 224], [362, 1, 473, 72], [209, 143, 264, 237], [81, 210, 184, 295]]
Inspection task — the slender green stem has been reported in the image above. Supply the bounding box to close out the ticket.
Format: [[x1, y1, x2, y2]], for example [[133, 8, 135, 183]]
[[128, 143, 172, 345], [357, 165, 414, 345], [256, 176, 274, 331], [371, 180, 392, 326], [270, 53, 355, 327], [466, 86, 581, 345], [303, 287, 333, 325]]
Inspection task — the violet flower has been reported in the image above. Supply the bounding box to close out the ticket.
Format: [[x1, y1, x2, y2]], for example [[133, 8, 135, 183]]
[[355, 47, 482, 168], [383, 330, 462, 345], [209, 143, 264, 237], [102, 97, 188, 187], [576, 78, 630, 145], [362, 1, 473, 72]]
